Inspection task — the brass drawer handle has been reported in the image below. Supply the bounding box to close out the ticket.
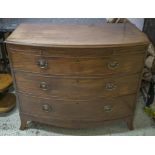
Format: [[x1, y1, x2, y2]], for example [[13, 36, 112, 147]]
[[105, 82, 117, 91], [37, 59, 48, 69], [42, 104, 52, 112], [108, 61, 119, 70], [40, 82, 48, 91], [103, 105, 112, 112]]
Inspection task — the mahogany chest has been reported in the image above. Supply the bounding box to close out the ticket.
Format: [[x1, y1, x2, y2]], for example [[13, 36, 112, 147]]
[[6, 23, 149, 130]]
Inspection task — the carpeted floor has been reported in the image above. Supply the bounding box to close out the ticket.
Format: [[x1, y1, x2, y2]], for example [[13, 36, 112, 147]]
[[0, 94, 155, 136]]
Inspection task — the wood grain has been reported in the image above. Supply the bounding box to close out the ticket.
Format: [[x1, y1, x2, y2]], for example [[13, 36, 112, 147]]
[[14, 71, 140, 100], [7, 44, 147, 56], [19, 93, 135, 121], [9, 50, 145, 76], [5, 23, 149, 47], [6, 23, 149, 130]]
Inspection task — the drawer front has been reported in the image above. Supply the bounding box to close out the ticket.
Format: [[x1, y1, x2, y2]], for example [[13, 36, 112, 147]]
[[7, 44, 147, 57], [19, 93, 136, 121], [9, 51, 144, 76], [15, 71, 140, 99]]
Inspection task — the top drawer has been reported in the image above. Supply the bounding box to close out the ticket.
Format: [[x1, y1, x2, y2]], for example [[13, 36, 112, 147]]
[[7, 44, 146, 76], [7, 44, 147, 57]]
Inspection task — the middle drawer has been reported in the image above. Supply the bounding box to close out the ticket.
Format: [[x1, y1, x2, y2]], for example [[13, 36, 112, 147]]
[[15, 71, 140, 100]]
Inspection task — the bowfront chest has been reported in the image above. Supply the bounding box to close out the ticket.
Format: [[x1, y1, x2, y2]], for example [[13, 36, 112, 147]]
[[6, 23, 149, 130]]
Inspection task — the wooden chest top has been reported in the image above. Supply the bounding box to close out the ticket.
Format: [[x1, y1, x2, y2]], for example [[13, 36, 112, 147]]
[[6, 23, 149, 47]]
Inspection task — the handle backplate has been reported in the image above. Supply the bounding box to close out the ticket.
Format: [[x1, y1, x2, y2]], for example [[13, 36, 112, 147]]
[[103, 105, 112, 112], [105, 82, 117, 91], [42, 104, 52, 112], [108, 61, 119, 70], [37, 59, 48, 69], [40, 81, 49, 91]]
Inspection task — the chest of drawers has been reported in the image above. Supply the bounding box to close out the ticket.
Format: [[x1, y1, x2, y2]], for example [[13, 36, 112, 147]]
[[6, 23, 149, 130]]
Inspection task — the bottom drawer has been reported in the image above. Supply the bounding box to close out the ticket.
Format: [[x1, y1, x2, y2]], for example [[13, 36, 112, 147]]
[[19, 93, 136, 121]]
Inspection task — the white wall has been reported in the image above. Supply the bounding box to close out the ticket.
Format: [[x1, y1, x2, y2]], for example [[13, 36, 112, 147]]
[[128, 18, 144, 31]]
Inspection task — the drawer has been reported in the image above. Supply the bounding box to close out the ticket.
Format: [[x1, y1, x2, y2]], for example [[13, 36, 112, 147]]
[[9, 51, 145, 76], [19, 93, 136, 121], [15, 71, 140, 99], [7, 44, 147, 57]]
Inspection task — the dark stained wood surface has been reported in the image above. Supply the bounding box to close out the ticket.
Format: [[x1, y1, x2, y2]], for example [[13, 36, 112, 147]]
[[19, 93, 135, 121], [20, 113, 134, 129], [6, 23, 149, 130], [14, 71, 140, 100], [0, 93, 16, 113], [6, 23, 149, 47], [7, 44, 147, 56], [9, 50, 145, 76]]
